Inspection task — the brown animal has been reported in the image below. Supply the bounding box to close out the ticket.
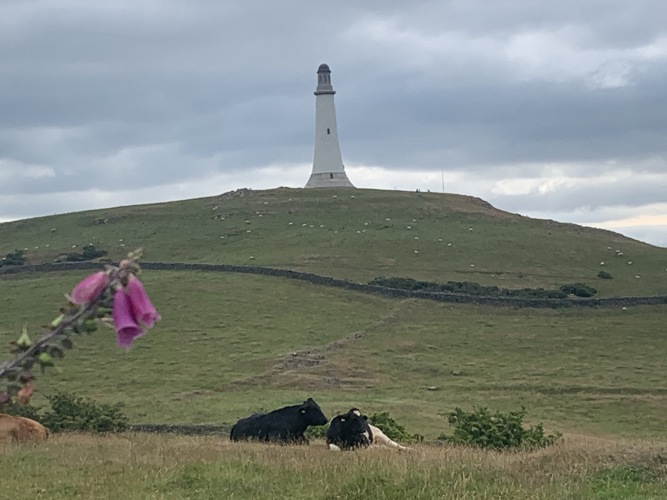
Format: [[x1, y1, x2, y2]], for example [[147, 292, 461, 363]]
[[0, 413, 49, 444]]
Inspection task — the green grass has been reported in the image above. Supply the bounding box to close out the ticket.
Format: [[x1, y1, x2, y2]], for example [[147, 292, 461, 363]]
[[1, 269, 665, 438], [0, 270, 395, 422], [1, 433, 665, 499]]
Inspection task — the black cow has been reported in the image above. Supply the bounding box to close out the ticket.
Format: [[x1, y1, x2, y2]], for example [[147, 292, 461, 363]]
[[326, 408, 410, 451], [229, 397, 328, 444]]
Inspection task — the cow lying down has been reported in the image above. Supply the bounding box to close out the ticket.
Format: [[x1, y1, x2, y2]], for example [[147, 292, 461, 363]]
[[230, 397, 328, 444], [326, 408, 411, 451]]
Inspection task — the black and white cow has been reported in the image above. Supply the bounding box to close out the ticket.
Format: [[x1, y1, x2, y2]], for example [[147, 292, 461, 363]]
[[326, 408, 410, 451], [229, 397, 328, 444], [326, 408, 372, 450]]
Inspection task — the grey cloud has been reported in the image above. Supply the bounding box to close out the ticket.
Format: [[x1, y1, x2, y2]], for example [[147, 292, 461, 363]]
[[381, 0, 667, 47], [489, 174, 667, 214], [610, 226, 667, 248], [1, 0, 666, 246]]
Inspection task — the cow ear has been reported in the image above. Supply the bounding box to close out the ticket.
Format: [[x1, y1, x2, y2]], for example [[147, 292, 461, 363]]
[[362, 415, 368, 421]]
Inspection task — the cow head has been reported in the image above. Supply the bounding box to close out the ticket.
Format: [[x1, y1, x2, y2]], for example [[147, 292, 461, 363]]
[[299, 397, 329, 426]]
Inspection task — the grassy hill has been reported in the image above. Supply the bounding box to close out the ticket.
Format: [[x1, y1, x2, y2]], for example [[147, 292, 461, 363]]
[[2, 187, 666, 296], [1, 188, 666, 441]]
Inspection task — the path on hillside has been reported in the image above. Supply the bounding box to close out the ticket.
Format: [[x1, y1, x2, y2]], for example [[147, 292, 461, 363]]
[[219, 299, 416, 390]]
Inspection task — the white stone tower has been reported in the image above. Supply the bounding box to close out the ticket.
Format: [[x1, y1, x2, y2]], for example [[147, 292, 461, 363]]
[[305, 63, 355, 188]]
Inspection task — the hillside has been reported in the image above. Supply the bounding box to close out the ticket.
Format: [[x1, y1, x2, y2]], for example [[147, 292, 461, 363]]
[[1, 188, 666, 439], [1, 187, 666, 297]]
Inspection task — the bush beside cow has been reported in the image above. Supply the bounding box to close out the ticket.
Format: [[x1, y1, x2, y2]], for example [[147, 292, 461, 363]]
[[230, 397, 328, 444], [0, 413, 49, 444]]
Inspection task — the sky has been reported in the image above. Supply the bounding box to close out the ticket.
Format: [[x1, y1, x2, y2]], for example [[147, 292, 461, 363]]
[[1, 1, 667, 248]]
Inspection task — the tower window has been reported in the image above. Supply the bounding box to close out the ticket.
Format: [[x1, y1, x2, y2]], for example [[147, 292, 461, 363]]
[[329, 173, 334, 179], [327, 128, 330, 135]]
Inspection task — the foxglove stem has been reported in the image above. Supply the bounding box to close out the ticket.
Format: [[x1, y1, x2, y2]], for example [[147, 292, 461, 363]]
[[0, 289, 102, 382], [0, 253, 156, 407]]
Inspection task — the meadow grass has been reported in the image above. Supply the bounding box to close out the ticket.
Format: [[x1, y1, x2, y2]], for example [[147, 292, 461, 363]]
[[1, 433, 665, 499], [1, 270, 665, 439]]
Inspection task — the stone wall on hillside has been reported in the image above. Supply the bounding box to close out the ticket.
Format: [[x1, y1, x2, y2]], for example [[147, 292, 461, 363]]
[[2, 261, 666, 309]]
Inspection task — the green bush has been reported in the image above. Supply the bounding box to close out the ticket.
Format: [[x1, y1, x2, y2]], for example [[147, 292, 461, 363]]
[[60, 244, 108, 262], [368, 276, 567, 299], [560, 283, 597, 297], [40, 391, 128, 433], [597, 270, 613, 280], [2, 392, 127, 433], [305, 424, 329, 440], [437, 406, 561, 450], [369, 411, 423, 443], [1, 400, 43, 421], [0, 249, 26, 268]]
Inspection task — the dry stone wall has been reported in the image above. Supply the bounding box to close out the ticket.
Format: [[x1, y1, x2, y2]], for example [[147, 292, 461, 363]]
[[2, 261, 666, 308]]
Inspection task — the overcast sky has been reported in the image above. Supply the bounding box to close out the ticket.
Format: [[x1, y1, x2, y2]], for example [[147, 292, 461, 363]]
[[2, 0, 666, 247]]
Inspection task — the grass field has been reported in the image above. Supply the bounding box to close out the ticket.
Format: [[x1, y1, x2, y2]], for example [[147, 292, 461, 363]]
[[1, 188, 667, 498], [1, 269, 665, 439], [1, 433, 666, 499]]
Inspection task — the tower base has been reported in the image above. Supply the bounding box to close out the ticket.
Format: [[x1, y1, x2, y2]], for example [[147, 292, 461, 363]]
[[305, 172, 355, 188]]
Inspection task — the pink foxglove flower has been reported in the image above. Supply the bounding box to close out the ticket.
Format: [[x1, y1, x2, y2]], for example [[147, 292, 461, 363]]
[[125, 275, 161, 328], [70, 271, 109, 304], [112, 290, 145, 348]]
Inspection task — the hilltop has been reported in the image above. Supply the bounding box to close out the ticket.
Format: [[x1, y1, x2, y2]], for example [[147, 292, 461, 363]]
[[1, 187, 666, 297]]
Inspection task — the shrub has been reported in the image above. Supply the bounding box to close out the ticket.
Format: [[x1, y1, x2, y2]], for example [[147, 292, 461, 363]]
[[80, 244, 108, 260], [437, 406, 561, 450], [60, 244, 108, 262], [560, 283, 597, 297], [305, 424, 329, 440], [597, 271, 613, 280], [40, 391, 128, 433], [2, 391, 128, 433], [1, 400, 43, 421], [0, 249, 26, 268], [369, 411, 424, 443], [368, 276, 567, 299]]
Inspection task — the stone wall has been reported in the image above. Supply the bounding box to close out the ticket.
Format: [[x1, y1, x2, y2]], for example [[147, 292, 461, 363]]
[[2, 261, 666, 309]]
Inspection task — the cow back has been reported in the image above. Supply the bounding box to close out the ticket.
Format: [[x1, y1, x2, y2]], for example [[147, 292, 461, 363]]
[[229, 398, 327, 443], [0, 414, 49, 444]]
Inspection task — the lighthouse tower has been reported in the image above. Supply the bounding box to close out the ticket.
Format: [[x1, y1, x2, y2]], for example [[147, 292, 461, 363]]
[[305, 63, 355, 188]]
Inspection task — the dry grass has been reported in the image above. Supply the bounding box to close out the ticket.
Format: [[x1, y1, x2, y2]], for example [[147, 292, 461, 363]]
[[1, 433, 665, 499]]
